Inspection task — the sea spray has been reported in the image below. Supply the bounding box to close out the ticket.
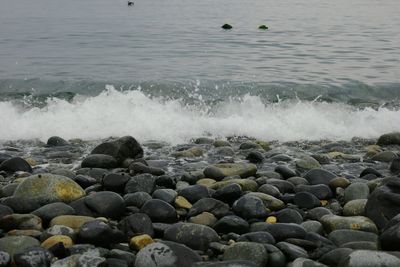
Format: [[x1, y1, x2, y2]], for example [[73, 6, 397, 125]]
[[0, 86, 399, 144]]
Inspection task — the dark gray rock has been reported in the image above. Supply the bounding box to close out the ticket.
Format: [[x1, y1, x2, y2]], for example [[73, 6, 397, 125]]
[[78, 220, 124, 247], [140, 199, 177, 223], [108, 249, 136, 267], [213, 215, 249, 234], [129, 162, 165, 176], [102, 173, 130, 192], [178, 184, 210, 204], [275, 165, 297, 179], [123, 192, 152, 208], [377, 132, 400, 145], [47, 136, 70, 147], [188, 198, 230, 218], [365, 178, 400, 229], [237, 231, 275, 244], [250, 223, 307, 242], [125, 173, 157, 194], [85, 191, 125, 219], [164, 222, 220, 250], [118, 213, 154, 238], [32, 202, 75, 223], [91, 136, 143, 163], [319, 248, 353, 267], [275, 209, 303, 224], [0, 157, 32, 173], [246, 151, 264, 163], [257, 184, 281, 198], [233, 195, 268, 219], [200, 261, 258, 267], [276, 242, 308, 261], [295, 184, 332, 200], [303, 169, 337, 185], [390, 158, 400, 174], [294, 192, 321, 209], [212, 183, 242, 204], [81, 154, 118, 169], [13, 247, 53, 267], [264, 178, 295, 193], [307, 207, 332, 221], [263, 244, 286, 267], [380, 214, 400, 250], [0, 204, 13, 218]]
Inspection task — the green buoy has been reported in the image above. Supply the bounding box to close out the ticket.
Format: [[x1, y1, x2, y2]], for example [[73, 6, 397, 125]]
[[222, 24, 233, 30], [258, 25, 269, 30]]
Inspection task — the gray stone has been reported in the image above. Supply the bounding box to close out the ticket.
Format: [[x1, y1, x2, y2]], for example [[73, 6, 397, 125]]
[[301, 220, 323, 234], [339, 250, 400, 267], [303, 169, 337, 185], [188, 198, 230, 218], [295, 156, 321, 171], [118, 213, 154, 238], [164, 222, 220, 250], [0, 236, 40, 258], [152, 189, 177, 204], [125, 173, 156, 194], [223, 242, 268, 267], [232, 195, 268, 219], [343, 199, 367, 216], [343, 182, 369, 203]]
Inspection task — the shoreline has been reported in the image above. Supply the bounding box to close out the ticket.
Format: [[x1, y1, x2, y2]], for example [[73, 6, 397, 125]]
[[0, 133, 399, 266]]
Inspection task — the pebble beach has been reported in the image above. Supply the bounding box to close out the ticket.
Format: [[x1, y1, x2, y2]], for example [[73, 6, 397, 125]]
[[0, 133, 400, 267]]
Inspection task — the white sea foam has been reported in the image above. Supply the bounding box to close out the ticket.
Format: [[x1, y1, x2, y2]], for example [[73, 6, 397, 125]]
[[1, 86, 399, 144]]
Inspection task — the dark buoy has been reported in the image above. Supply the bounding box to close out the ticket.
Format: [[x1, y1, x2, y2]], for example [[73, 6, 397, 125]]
[[258, 25, 268, 30], [221, 24, 232, 30], [128, 1, 134, 6]]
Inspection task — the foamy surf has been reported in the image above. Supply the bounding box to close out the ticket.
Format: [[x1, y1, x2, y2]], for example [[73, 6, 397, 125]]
[[0, 86, 399, 144]]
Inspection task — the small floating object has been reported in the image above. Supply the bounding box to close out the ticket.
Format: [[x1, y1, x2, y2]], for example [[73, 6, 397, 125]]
[[221, 24, 233, 30], [128, 1, 134, 6], [258, 24, 269, 30]]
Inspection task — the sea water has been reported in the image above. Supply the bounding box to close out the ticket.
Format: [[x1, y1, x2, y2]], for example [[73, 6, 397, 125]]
[[0, 0, 399, 143]]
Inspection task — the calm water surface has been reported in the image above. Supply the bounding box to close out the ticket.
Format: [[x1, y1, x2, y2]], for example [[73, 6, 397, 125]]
[[0, 0, 399, 85]]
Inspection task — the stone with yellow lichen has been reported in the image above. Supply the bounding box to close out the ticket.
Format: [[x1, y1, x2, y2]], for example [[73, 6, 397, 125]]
[[196, 178, 216, 187], [175, 196, 192, 209], [24, 158, 37, 166], [12, 173, 85, 204], [320, 214, 378, 233], [266, 216, 277, 224], [42, 235, 74, 249], [130, 234, 154, 250]]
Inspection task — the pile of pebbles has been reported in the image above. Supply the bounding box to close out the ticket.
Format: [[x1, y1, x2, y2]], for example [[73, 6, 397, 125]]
[[0, 132, 400, 267]]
